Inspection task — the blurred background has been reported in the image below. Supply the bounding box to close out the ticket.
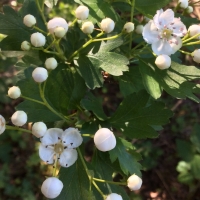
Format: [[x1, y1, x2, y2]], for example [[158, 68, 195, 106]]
[[1, 0, 200, 199]]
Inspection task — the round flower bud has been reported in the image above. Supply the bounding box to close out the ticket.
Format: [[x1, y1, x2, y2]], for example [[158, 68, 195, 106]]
[[155, 55, 171, 70], [186, 6, 193, 13], [21, 41, 31, 51], [143, 16, 150, 23], [32, 67, 48, 83], [11, 111, 27, 126], [127, 174, 142, 191], [8, 86, 21, 99], [30, 32, 46, 47], [54, 27, 66, 38], [82, 21, 94, 34], [32, 122, 47, 138], [106, 193, 123, 200], [192, 49, 200, 63], [94, 128, 116, 152], [45, 58, 58, 70], [47, 17, 68, 34], [62, 128, 83, 148], [75, 5, 89, 20], [23, 14, 36, 27], [124, 22, 134, 33], [178, 0, 188, 9], [100, 18, 115, 33], [135, 25, 144, 34], [188, 25, 200, 39], [41, 177, 63, 199], [0, 115, 6, 134]]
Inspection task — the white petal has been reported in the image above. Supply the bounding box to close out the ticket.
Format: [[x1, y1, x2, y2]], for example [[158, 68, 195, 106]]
[[170, 36, 182, 54], [41, 128, 63, 145], [152, 40, 173, 55], [39, 144, 54, 164], [154, 9, 174, 29], [142, 21, 159, 44], [59, 149, 78, 168], [62, 128, 83, 148], [171, 18, 187, 37]]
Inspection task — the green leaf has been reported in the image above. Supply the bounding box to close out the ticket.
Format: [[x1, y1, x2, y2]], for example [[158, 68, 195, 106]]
[[139, 59, 200, 102], [190, 124, 200, 153], [81, 92, 107, 120], [55, 158, 96, 200], [191, 155, 200, 179], [76, 56, 104, 89], [109, 138, 142, 176], [109, 90, 173, 139]]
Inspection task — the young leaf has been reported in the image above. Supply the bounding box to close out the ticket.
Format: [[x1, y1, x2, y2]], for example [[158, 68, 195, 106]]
[[109, 90, 173, 139]]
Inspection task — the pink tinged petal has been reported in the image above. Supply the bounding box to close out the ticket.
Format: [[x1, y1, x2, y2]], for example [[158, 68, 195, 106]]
[[59, 149, 78, 168], [154, 9, 174, 29], [171, 18, 187, 37], [169, 37, 182, 54], [142, 21, 159, 44], [152, 40, 173, 55], [40, 128, 63, 146], [39, 144, 55, 164]]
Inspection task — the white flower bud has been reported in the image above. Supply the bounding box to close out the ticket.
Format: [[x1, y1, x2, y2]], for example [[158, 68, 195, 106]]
[[94, 128, 116, 152], [8, 86, 21, 99], [135, 25, 144, 34], [30, 32, 46, 47], [41, 177, 63, 199], [47, 17, 68, 34], [82, 21, 94, 34], [188, 25, 200, 39], [75, 5, 89, 20], [32, 122, 47, 138], [186, 6, 193, 13], [100, 18, 115, 33], [127, 174, 142, 191], [178, 0, 188, 9], [155, 55, 171, 70], [0, 115, 6, 134], [21, 41, 31, 51], [124, 22, 134, 33], [54, 27, 66, 38], [23, 14, 36, 27], [32, 67, 48, 83], [143, 16, 150, 23], [106, 193, 123, 200], [192, 49, 200, 63], [11, 111, 27, 126], [62, 128, 83, 148], [45, 58, 58, 70]]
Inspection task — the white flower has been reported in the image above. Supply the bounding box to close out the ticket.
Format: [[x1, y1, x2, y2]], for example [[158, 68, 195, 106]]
[[39, 128, 83, 167], [47, 17, 68, 34], [21, 41, 31, 51], [8, 86, 21, 99], [106, 193, 123, 200], [0, 115, 6, 134], [32, 67, 48, 83], [188, 25, 200, 39], [100, 18, 115, 33], [94, 128, 116, 152], [45, 58, 58, 70], [178, 0, 188, 9], [155, 55, 171, 70], [75, 5, 89, 20], [11, 111, 27, 126], [191, 49, 200, 63], [124, 22, 135, 33], [23, 14, 36, 27], [135, 25, 144, 34], [41, 177, 63, 199], [30, 32, 46, 47], [127, 174, 142, 191], [142, 9, 187, 55], [32, 122, 47, 138], [82, 21, 94, 34]]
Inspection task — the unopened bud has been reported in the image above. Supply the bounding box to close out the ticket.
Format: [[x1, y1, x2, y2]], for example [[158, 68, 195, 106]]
[[178, 0, 188, 9], [23, 14, 36, 27], [155, 55, 171, 70], [188, 25, 200, 39], [54, 27, 66, 38], [47, 17, 68, 34], [21, 41, 31, 51], [11, 111, 27, 126], [45, 57, 58, 70], [135, 25, 144, 34], [0, 115, 6, 134], [75, 5, 89, 20], [8, 86, 21, 99], [127, 174, 142, 191], [100, 18, 115, 33], [32, 122, 47, 138], [30, 32, 46, 47], [124, 22, 134, 33], [106, 193, 123, 200], [192, 49, 200, 63], [186, 6, 193, 13], [32, 67, 48, 83], [82, 21, 94, 34]]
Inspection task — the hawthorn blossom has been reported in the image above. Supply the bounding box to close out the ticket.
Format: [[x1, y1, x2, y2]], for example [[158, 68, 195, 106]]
[[39, 128, 83, 168], [142, 9, 187, 55]]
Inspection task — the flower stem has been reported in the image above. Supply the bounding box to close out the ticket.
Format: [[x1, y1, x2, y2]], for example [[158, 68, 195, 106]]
[[69, 18, 78, 27], [129, 0, 135, 50], [21, 95, 45, 105], [82, 134, 94, 137], [33, 26, 47, 35], [36, 0, 46, 25], [6, 125, 32, 134], [92, 177, 126, 186], [182, 41, 200, 46], [182, 32, 200, 43], [92, 180, 106, 198], [92, 32, 123, 42], [179, 50, 191, 55]]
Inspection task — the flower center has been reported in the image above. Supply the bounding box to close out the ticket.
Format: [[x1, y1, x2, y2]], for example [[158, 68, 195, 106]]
[[54, 142, 64, 154], [161, 29, 172, 39]]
